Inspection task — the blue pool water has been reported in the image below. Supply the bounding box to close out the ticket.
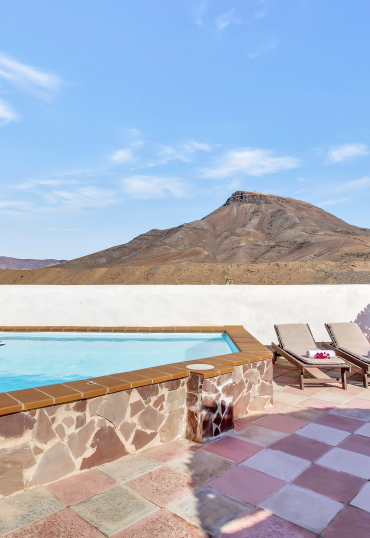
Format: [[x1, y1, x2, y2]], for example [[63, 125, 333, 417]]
[[0, 332, 238, 392]]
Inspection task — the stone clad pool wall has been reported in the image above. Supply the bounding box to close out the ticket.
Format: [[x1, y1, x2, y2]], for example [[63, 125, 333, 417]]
[[0, 379, 188, 498], [0, 326, 272, 498], [0, 362, 273, 498]]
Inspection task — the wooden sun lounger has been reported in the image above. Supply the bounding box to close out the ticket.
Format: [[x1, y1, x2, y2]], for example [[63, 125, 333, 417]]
[[323, 323, 370, 389], [272, 324, 350, 390]]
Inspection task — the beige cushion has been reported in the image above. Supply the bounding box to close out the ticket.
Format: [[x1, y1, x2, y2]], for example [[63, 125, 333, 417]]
[[341, 347, 370, 364], [286, 348, 346, 365], [328, 323, 369, 349], [276, 323, 345, 365], [276, 323, 316, 351]]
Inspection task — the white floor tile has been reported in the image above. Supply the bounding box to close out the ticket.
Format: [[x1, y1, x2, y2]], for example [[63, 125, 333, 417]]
[[234, 425, 288, 447], [297, 423, 351, 446], [317, 447, 370, 479], [355, 422, 370, 438], [242, 448, 310, 482], [260, 484, 343, 535], [350, 482, 370, 512]]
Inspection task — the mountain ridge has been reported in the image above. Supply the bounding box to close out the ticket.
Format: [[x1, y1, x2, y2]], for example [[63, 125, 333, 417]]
[[0, 257, 66, 270], [56, 191, 370, 270]]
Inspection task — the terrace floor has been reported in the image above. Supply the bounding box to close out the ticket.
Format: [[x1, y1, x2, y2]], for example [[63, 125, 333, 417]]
[[1, 357, 370, 537]]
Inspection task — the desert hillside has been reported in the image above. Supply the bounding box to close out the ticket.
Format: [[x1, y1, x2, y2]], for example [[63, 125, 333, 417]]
[[1, 191, 370, 285], [56, 191, 370, 269], [0, 259, 370, 285]]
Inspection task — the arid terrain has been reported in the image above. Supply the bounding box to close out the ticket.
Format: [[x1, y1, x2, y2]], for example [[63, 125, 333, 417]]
[[2, 191, 370, 284], [0, 256, 65, 270]]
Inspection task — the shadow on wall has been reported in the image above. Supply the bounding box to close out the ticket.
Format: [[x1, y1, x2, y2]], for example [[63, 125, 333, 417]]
[[354, 304, 370, 342]]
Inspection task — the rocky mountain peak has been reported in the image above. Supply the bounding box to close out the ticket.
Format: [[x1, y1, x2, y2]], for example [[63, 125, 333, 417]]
[[223, 191, 298, 207]]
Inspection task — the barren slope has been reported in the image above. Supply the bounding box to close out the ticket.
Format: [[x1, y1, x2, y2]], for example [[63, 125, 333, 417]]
[[0, 257, 65, 270], [2, 191, 370, 285], [57, 191, 370, 270], [1, 259, 370, 285]]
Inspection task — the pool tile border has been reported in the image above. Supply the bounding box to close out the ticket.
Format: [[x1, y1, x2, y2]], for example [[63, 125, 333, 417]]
[[0, 326, 272, 416]]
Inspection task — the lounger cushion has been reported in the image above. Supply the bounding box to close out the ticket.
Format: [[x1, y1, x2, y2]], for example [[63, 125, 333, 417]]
[[276, 324, 316, 351], [328, 323, 369, 349], [276, 324, 346, 365], [285, 348, 346, 365], [341, 347, 370, 364], [327, 323, 370, 363]]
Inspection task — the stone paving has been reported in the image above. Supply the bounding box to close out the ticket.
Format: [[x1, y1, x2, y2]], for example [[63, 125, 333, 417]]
[[2, 357, 370, 537]]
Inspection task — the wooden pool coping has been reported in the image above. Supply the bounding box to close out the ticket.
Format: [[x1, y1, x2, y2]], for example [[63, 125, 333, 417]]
[[0, 326, 272, 416]]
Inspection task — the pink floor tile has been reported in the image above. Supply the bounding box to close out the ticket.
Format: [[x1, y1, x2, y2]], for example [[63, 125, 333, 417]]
[[273, 366, 293, 377], [143, 440, 198, 463], [113, 509, 207, 538], [293, 463, 366, 503], [323, 385, 363, 395], [234, 413, 269, 430], [208, 466, 286, 506], [296, 398, 338, 410], [322, 505, 370, 538], [201, 436, 263, 463], [219, 508, 316, 538], [314, 412, 364, 432], [348, 373, 365, 382], [45, 469, 117, 505], [264, 402, 291, 413], [270, 433, 332, 462], [234, 420, 254, 432], [256, 415, 308, 434], [284, 387, 322, 397], [4, 508, 105, 538], [282, 407, 325, 423], [125, 466, 196, 507], [339, 434, 370, 457], [273, 375, 300, 386], [345, 397, 370, 410]]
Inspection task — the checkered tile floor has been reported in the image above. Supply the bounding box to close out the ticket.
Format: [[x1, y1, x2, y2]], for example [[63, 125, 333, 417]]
[[1, 358, 370, 537]]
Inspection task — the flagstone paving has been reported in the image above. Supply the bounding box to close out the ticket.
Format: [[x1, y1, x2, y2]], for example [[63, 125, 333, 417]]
[[2, 356, 370, 537]]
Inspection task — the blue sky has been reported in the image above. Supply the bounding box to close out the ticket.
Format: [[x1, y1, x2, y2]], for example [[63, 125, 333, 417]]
[[1, 0, 370, 260]]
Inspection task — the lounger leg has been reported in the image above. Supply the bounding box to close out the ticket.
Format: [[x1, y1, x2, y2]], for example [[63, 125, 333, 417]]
[[299, 371, 304, 390], [363, 370, 368, 389], [342, 369, 347, 390], [272, 351, 277, 364]]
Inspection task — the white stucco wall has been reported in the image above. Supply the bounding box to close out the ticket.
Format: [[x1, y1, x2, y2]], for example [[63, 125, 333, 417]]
[[1, 285, 369, 345]]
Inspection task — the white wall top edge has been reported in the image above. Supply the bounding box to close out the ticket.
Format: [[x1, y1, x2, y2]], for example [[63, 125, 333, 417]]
[[0, 284, 369, 345]]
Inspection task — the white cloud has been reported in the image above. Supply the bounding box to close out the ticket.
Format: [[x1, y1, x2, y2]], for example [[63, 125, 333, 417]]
[[326, 143, 369, 164], [215, 10, 241, 30], [333, 176, 370, 192], [254, 10, 267, 18], [13, 178, 79, 190], [248, 39, 278, 60], [122, 175, 188, 199], [148, 139, 212, 167], [52, 187, 119, 210], [0, 200, 33, 210], [200, 147, 300, 179], [193, 0, 208, 26], [0, 53, 63, 102], [317, 197, 351, 207], [184, 140, 212, 152], [111, 148, 133, 163], [0, 98, 18, 125]]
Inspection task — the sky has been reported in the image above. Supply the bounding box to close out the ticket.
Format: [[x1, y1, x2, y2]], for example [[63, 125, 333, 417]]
[[1, 0, 370, 260]]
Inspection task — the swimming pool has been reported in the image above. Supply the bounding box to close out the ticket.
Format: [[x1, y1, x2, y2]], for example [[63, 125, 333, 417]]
[[0, 332, 238, 392]]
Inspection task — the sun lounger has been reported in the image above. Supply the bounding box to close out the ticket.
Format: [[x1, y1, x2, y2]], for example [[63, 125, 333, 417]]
[[272, 323, 350, 390], [324, 323, 370, 388]]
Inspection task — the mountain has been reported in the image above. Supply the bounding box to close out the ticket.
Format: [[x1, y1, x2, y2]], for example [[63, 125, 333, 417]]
[[0, 257, 65, 270], [57, 191, 370, 270]]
